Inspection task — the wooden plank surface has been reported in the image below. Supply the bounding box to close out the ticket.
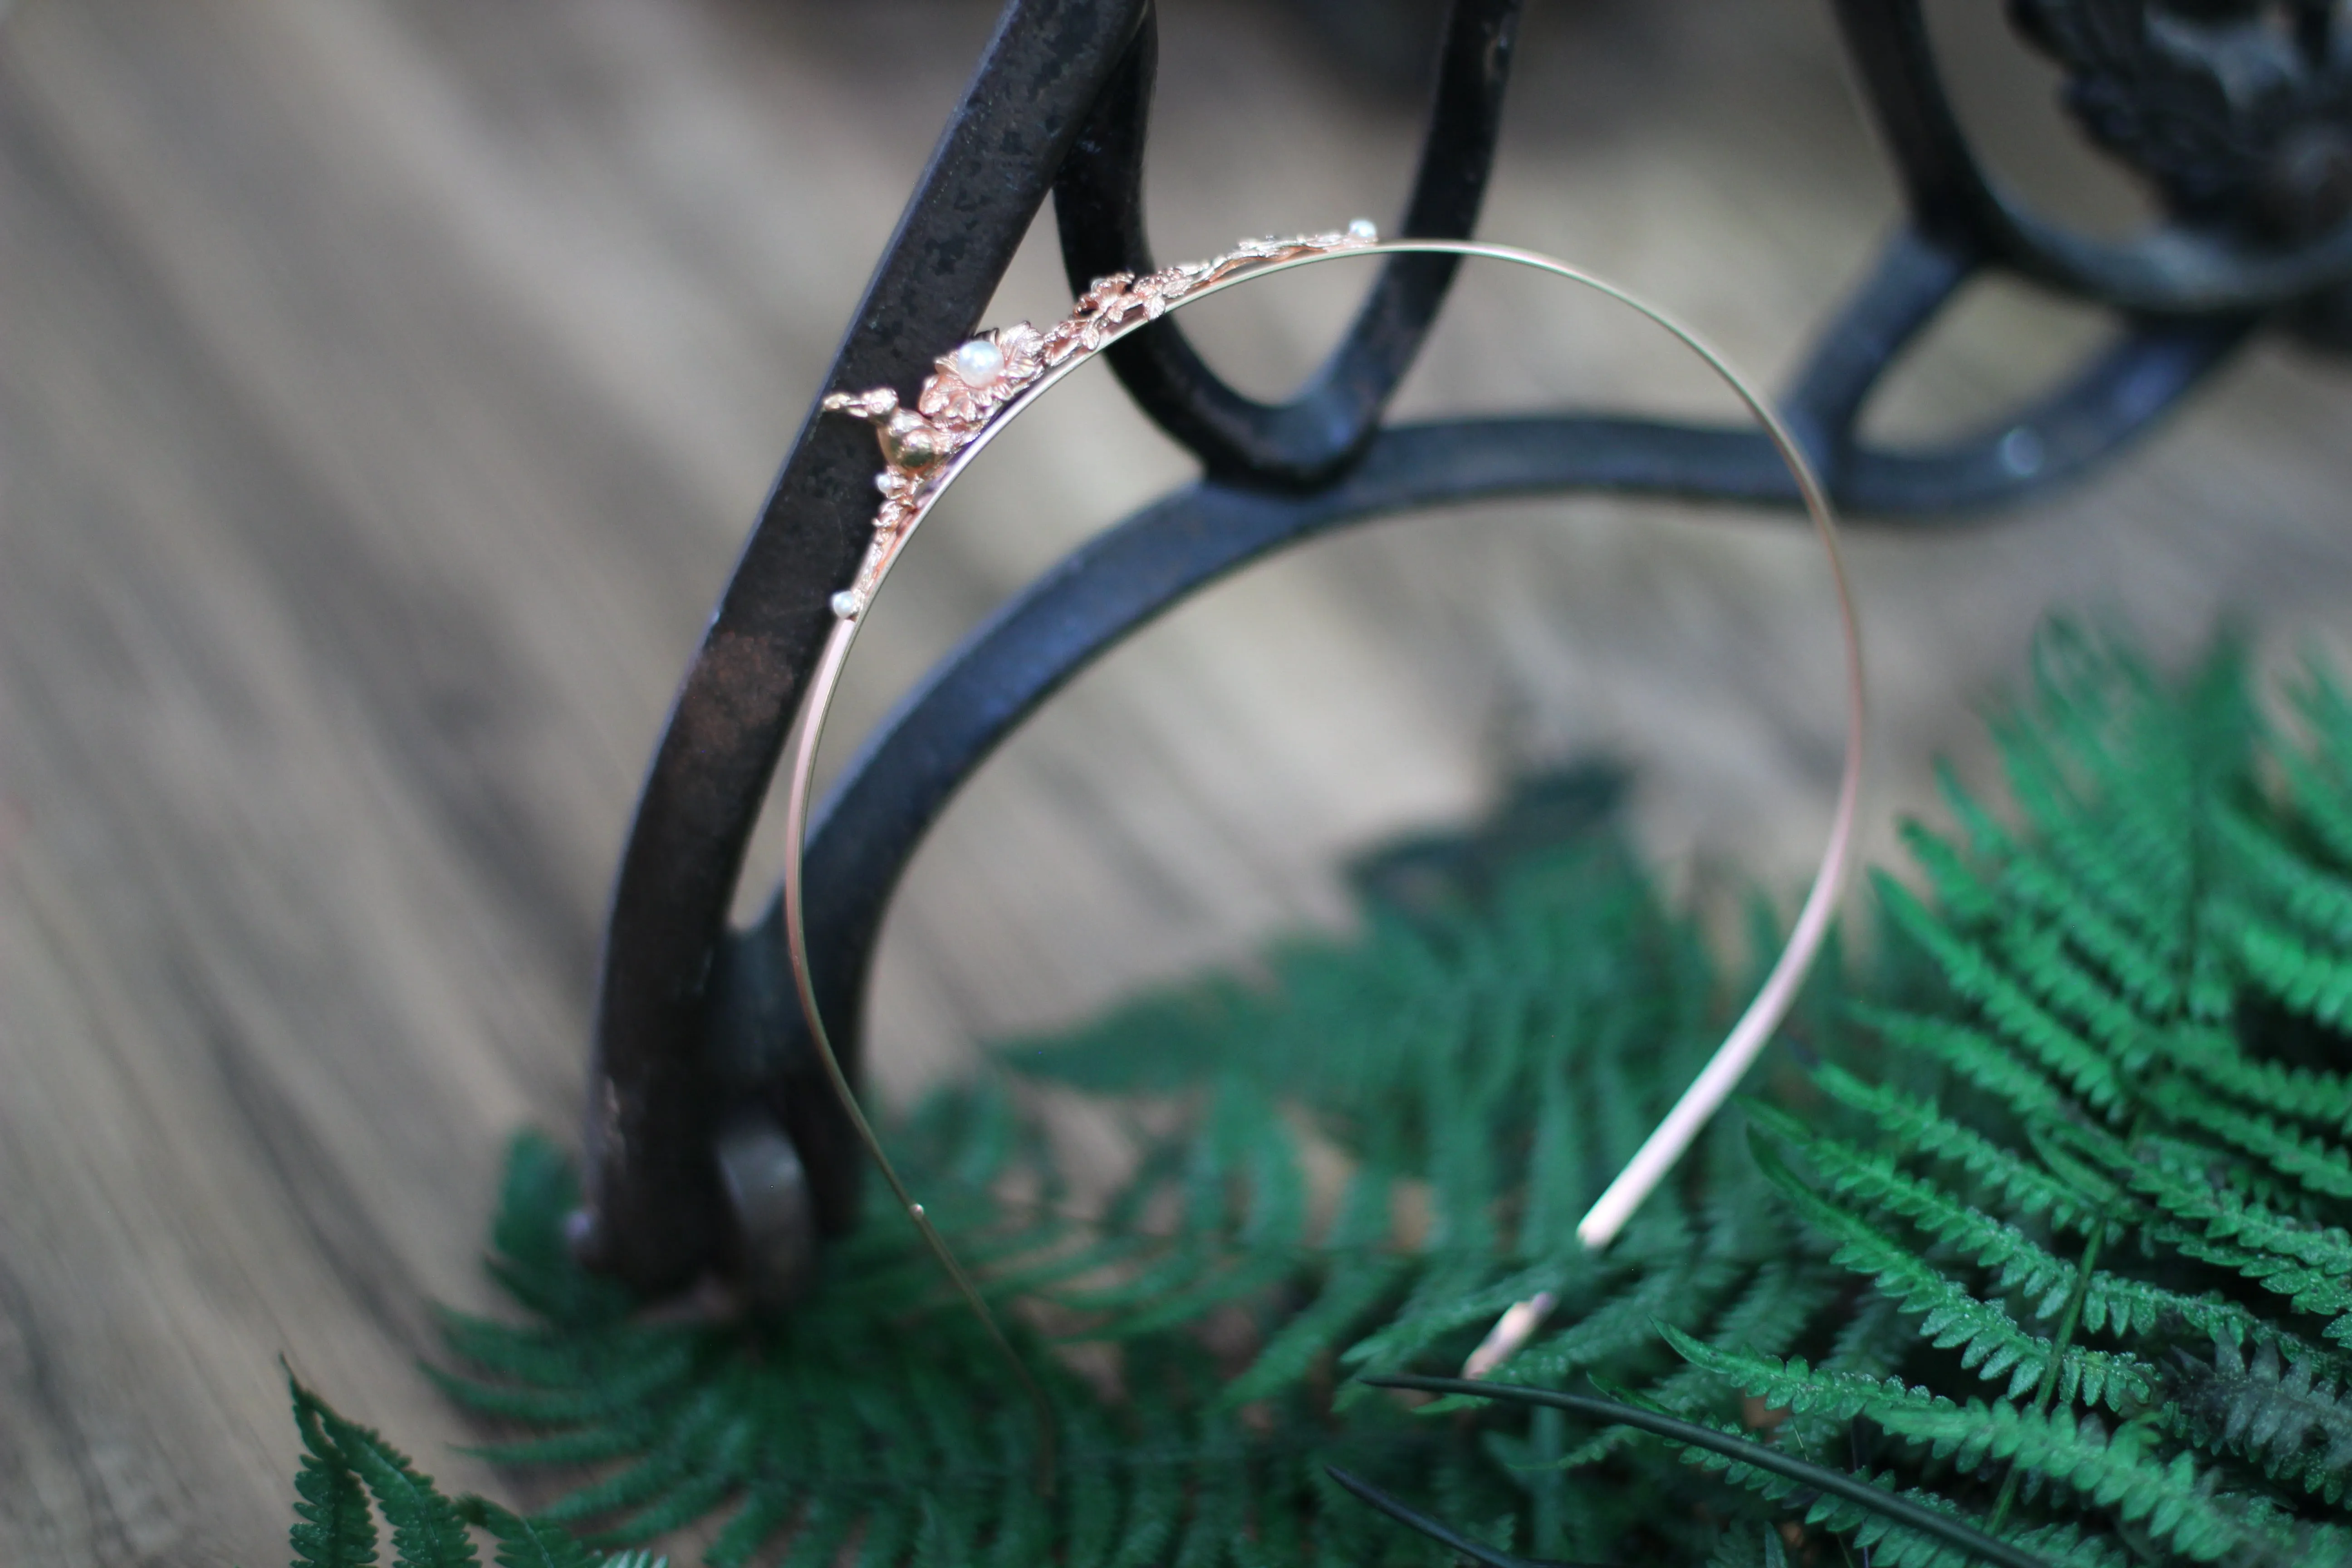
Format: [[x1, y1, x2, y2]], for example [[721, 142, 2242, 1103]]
[[8, 0, 2352, 1561]]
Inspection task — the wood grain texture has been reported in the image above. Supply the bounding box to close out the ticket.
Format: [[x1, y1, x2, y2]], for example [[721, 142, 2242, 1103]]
[[7, 0, 2352, 1561]]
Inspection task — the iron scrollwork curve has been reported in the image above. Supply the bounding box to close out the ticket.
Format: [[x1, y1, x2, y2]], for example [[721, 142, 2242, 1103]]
[[578, 0, 2352, 1303], [1051, 0, 1523, 485]]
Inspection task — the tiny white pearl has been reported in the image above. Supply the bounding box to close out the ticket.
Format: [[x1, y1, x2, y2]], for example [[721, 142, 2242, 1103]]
[[953, 338, 1004, 386], [1346, 217, 1378, 240], [831, 590, 861, 618]]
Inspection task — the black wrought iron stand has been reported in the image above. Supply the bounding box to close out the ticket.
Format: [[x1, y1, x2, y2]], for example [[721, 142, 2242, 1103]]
[[568, 0, 2352, 1305]]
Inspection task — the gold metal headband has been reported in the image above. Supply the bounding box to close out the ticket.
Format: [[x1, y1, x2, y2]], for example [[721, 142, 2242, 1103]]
[[784, 225, 1867, 1424]]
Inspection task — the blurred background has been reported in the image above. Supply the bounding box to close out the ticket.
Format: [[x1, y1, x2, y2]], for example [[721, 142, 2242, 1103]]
[[9, 0, 2352, 1560]]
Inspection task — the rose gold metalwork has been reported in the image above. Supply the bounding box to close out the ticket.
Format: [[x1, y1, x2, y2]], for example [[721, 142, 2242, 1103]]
[[788, 226, 1868, 1407], [819, 225, 1382, 619]]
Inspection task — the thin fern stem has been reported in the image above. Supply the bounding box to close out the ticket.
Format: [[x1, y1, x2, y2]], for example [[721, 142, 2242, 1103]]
[[1987, 1215, 2107, 1530], [1985, 1094, 2145, 1530]]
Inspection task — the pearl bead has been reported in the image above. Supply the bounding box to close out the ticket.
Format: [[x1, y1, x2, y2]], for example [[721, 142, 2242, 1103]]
[[1347, 217, 1377, 241], [879, 410, 947, 475], [953, 337, 1004, 387]]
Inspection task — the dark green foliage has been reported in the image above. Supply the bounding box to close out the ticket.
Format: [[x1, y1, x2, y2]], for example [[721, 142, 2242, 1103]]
[[292, 1388, 379, 1568], [454, 1501, 600, 1568], [999, 795, 1838, 1418], [290, 624, 2352, 1567], [280, 1374, 641, 1568], [1340, 628, 2352, 1564], [431, 1132, 1503, 1568], [1663, 627, 2352, 1566], [2171, 1334, 2352, 1503], [1374, 1375, 2058, 1568], [317, 1406, 479, 1568], [426, 789, 1837, 1568]]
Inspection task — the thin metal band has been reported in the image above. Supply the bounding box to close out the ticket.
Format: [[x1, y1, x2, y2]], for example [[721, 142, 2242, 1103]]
[[783, 231, 1867, 1400]]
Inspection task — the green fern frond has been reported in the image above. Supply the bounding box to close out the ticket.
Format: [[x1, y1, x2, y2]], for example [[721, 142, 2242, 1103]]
[[2094, 1141, 2352, 1324], [1746, 1104, 2085, 1307], [292, 1383, 380, 1568], [1905, 800, 2181, 1018], [2231, 907, 2352, 1030], [2216, 803, 2352, 948], [1662, 1333, 2309, 1565], [1701, 1521, 1788, 1568], [1646, 1410, 2073, 1568], [1804, 1063, 2106, 1233], [2171, 1335, 2352, 1504], [434, 1132, 1524, 1568], [1875, 878, 2133, 1114], [1661, 1329, 1952, 1426], [2156, 1022, 2352, 1141], [1218, 1252, 1410, 1409], [281, 624, 2352, 1568], [1750, 1102, 2340, 1369], [2144, 1075, 2352, 1201], [1553, 1263, 1842, 1469], [1847, 1002, 2082, 1127], [453, 1500, 600, 1568], [1756, 1142, 2155, 1409], [2279, 664, 2352, 867], [1477, 1255, 1730, 1389], [1879, 1400, 2298, 1564], [303, 1390, 480, 1568]]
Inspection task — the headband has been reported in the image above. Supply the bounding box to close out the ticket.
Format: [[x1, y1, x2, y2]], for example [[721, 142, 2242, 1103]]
[[785, 223, 1866, 1419]]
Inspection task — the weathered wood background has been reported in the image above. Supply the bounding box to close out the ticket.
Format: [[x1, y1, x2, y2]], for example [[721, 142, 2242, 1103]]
[[9, 0, 2352, 1561]]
